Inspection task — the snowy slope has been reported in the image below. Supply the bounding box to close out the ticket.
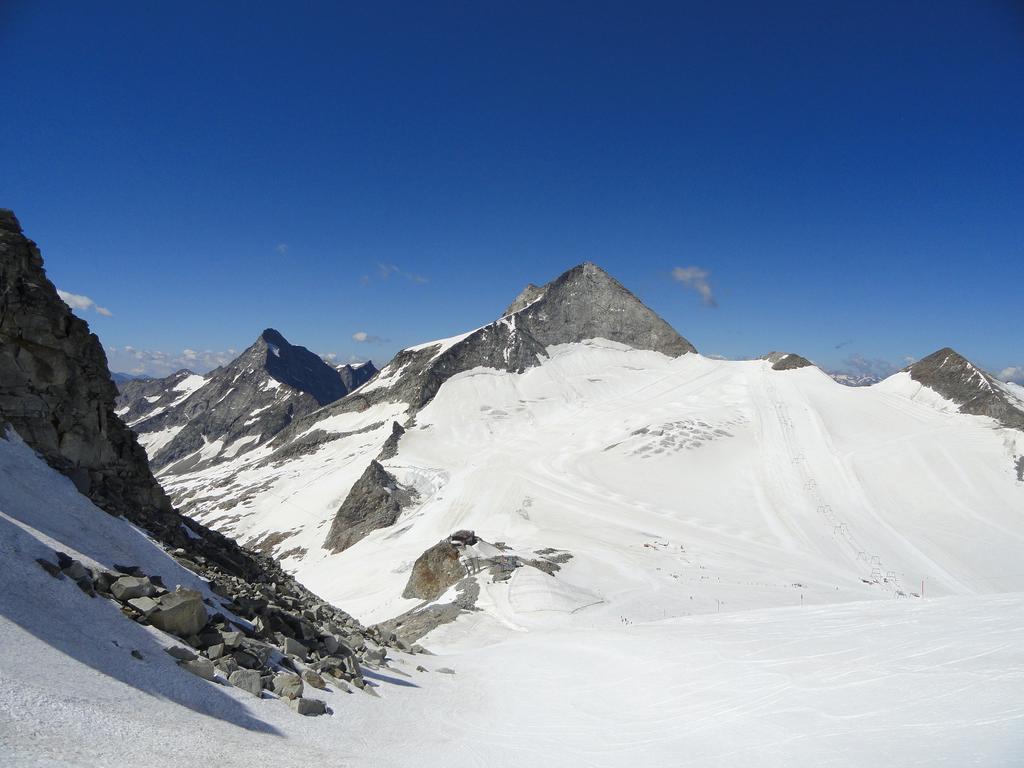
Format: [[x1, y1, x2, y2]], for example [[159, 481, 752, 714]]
[[158, 335, 1024, 648], [1, 422, 1020, 767], [3, 429, 1022, 767]]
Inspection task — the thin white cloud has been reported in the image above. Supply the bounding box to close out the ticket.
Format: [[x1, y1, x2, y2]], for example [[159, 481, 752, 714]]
[[363, 263, 429, 286], [671, 266, 716, 307], [352, 331, 389, 344], [57, 289, 112, 317], [1000, 366, 1024, 384], [105, 345, 237, 377], [275, 243, 289, 255]]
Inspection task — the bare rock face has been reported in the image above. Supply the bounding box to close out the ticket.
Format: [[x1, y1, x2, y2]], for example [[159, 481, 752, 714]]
[[509, 263, 696, 356], [905, 348, 1024, 431], [402, 539, 467, 601], [0, 209, 174, 524], [502, 282, 545, 315], [323, 460, 415, 553], [762, 351, 814, 371]]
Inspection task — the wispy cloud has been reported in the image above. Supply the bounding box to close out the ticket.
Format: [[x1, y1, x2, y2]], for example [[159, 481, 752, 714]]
[[671, 266, 716, 307], [275, 243, 289, 255], [361, 263, 429, 287], [106, 345, 237, 377], [1000, 366, 1024, 384], [57, 289, 112, 317], [352, 331, 390, 344]]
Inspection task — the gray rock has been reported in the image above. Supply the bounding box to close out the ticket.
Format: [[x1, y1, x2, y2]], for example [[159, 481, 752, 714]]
[[206, 643, 225, 660], [280, 636, 308, 660], [301, 669, 327, 690], [164, 646, 198, 661], [219, 630, 243, 648], [324, 460, 416, 553], [148, 588, 208, 637], [228, 669, 263, 697], [272, 673, 303, 700], [215, 656, 240, 675], [180, 657, 217, 681], [289, 697, 327, 716], [110, 576, 159, 601], [402, 539, 467, 601], [128, 596, 159, 614], [761, 351, 814, 371], [904, 348, 1024, 431]]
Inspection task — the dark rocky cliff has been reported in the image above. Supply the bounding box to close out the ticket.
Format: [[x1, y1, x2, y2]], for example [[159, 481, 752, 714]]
[[0, 209, 173, 524]]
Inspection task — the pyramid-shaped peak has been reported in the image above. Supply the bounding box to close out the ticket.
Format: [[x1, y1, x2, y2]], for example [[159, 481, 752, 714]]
[[505, 262, 697, 356]]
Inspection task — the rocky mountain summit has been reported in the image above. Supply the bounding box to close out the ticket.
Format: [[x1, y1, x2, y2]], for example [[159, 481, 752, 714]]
[[761, 351, 815, 371], [119, 329, 377, 473], [0, 209, 410, 716], [904, 347, 1024, 430]]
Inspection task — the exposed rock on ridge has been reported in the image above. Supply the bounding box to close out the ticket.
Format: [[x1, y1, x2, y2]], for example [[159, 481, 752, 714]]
[[904, 348, 1024, 431], [762, 351, 814, 371]]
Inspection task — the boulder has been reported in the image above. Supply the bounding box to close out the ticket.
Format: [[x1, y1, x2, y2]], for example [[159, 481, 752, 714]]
[[180, 658, 217, 681], [280, 636, 308, 660], [220, 630, 243, 648], [111, 576, 159, 602], [301, 669, 327, 690], [148, 588, 207, 637], [127, 596, 159, 615], [228, 669, 263, 698], [272, 673, 303, 700], [290, 698, 327, 716], [402, 539, 467, 601], [164, 646, 198, 661]]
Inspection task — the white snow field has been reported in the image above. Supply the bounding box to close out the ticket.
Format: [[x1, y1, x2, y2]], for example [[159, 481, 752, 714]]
[[178, 339, 1023, 632], [5, 338, 1024, 766], [1, 431, 1022, 767]]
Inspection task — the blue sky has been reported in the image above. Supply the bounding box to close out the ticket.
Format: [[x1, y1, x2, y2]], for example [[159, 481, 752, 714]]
[[2, 1, 1021, 381]]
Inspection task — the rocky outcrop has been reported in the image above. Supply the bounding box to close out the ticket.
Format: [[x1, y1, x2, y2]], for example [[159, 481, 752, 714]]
[[905, 348, 1024, 431], [324, 460, 416, 553], [336, 361, 377, 392], [0, 209, 174, 526], [762, 351, 814, 371], [402, 539, 467, 600]]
